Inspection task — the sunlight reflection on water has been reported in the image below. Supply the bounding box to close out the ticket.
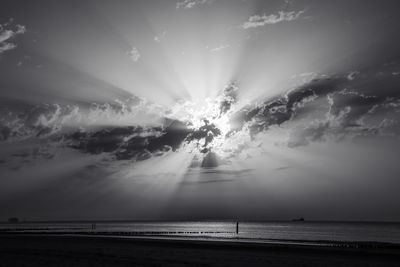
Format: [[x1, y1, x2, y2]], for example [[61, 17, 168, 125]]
[[2, 221, 400, 244]]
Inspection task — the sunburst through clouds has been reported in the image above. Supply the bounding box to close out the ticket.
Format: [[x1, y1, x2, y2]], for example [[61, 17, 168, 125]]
[[1, 0, 400, 221]]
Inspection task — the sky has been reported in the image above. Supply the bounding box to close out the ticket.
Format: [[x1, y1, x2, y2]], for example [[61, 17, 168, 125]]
[[1, 0, 400, 221]]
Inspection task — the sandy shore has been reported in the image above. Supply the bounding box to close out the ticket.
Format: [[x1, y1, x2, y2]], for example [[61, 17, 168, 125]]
[[1, 234, 400, 266]]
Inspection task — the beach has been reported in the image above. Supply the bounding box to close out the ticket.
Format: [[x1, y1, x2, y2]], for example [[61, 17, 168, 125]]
[[1, 233, 400, 267]]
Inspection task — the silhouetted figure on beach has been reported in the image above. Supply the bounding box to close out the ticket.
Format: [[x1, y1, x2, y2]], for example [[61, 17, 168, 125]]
[[236, 222, 239, 234]]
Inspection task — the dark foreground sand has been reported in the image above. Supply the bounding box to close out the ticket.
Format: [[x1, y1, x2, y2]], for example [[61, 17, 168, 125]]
[[0, 234, 400, 267]]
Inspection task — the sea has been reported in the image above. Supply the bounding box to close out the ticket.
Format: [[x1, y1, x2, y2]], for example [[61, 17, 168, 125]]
[[1, 221, 400, 245]]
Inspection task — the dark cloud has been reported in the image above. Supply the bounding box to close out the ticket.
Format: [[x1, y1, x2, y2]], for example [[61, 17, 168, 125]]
[[0, 97, 191, 165], [218, 83, 238, 116], [229, 77, 345, 135], [186, 120, 221, 154], [0, 18, 26, 55], [0, 93, 234, 166], [146, 119, 191, 153], [231, 66, 400, 147], [0, 96, 152, 142], [0, 123, 11, 141], [66, 119, 193, 161], [1, 66, 399, 167]]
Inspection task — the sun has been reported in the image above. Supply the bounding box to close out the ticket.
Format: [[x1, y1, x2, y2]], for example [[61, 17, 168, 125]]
[[167, 83, 239, 163]]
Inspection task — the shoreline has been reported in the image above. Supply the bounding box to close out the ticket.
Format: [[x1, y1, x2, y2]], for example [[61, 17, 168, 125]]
[[2, 232, 400, 253], [1, 230, 400, 249], [0, 228, 400, 250]]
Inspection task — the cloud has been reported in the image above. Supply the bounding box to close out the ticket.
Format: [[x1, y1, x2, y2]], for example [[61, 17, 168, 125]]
[[0, 97, 195, 163], [0, 85, 242, 166], [127, 46, 140, 62], [154, 31, 167, 43], [176, 0, 211, 9], [242, 10, 306, 29], [0, 96, 165, 142], [210, 44, 230, 52], [2, 67, 399, 167], [0, 30, 14, 43], [231, 67, 400, 148], [218, 83, 238, 115], [347, 71, 359, 80], [15, 24, 26, 34], [65, 118, 193, 162], [0, 42, 17, 54], [0, 20, 26, 55]]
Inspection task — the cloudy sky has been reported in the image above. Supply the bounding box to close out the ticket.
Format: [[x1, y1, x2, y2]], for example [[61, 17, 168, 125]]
[[1, 0, 400, 221]]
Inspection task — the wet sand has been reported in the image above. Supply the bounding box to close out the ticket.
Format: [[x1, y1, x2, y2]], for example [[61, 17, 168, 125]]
[[0, 234, 400, 266]]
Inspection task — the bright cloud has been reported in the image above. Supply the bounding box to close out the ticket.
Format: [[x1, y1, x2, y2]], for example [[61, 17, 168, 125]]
[[154, 31, 167, 43], [0, 42, 17, 54], [0, 20, 26, 55], [242, 10, 305, 29], [210, 44, 230, 52], [176, 0, 211, 10], [127, 46, 140, 62]]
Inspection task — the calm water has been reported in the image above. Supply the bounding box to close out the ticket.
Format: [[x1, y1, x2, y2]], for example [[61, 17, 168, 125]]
[[2, 221, 400, 244]]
